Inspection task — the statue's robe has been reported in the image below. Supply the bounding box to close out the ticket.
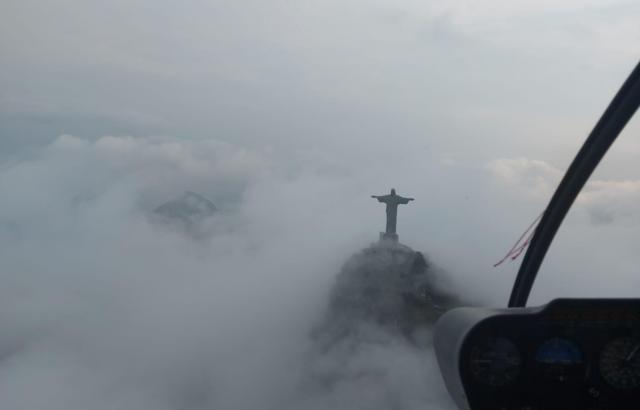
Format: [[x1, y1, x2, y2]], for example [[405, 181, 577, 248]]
[[374, 194, 412, 234]]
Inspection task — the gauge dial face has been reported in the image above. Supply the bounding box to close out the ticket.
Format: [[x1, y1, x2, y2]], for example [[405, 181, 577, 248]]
[[535, 337, 584, 382], [599, 337, 640, 390], [469, 337, 522, 387]]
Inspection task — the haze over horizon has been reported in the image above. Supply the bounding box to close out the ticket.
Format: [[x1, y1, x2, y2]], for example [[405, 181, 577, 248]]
[[1, 1, 639, 409]]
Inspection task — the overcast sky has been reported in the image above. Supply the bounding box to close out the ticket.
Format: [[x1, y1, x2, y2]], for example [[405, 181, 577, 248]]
[[1, 1, 640, 409], [2, 0, 639, 292], [2, 1, 639, 160]]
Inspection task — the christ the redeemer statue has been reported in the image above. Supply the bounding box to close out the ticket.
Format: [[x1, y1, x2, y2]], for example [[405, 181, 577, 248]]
[[372, 188, 414, 242]]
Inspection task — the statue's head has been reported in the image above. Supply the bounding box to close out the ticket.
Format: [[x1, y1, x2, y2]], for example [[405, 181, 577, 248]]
[[391, 188, 396, 195]]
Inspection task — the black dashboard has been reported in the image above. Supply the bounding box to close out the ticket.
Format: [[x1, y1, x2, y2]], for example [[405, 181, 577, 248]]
[[434, 299, 640, 410]]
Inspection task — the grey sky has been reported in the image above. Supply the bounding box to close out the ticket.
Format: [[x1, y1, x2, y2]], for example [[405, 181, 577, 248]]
[[3, 0, 638, 286], [2, 1, 638, 159]]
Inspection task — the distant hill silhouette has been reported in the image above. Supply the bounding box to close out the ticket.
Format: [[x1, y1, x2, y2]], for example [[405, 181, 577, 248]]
[[153, 192, 218, 237]]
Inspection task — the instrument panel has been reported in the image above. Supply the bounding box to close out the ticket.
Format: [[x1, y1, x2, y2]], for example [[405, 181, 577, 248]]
[[435, 299, 640, 410]]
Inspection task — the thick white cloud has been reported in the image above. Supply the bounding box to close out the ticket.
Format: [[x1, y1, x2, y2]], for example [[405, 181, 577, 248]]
[[488, 156, 640, 225], [487, 157, 562, 198], [2, 131, 640, 409], [0, 135, 460, 409]]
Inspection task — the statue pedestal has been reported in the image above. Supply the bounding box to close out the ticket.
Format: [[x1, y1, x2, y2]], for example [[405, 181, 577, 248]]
[[379, 232, 399, 242]]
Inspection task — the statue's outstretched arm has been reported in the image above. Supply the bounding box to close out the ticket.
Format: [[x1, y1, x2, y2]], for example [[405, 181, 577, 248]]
[[397, 196, 414, 204]]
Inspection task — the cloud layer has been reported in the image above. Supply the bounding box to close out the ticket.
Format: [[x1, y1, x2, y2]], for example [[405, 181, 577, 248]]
[[2, 133, 640, 409], [0, 135, 457, 410], [2, 1, 640, 409]]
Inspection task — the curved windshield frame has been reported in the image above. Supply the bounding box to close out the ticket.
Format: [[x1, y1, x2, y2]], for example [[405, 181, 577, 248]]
[[509, 60, 640, 307]]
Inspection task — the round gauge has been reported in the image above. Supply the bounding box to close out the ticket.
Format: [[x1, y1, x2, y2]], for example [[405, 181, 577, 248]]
[[599, 337, 640, 390], [535, 337, 584, 382], [469, 337, 522, 387]]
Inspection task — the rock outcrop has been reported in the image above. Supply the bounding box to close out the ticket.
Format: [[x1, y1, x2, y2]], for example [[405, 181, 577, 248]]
[[315, 240, 459, 346]]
